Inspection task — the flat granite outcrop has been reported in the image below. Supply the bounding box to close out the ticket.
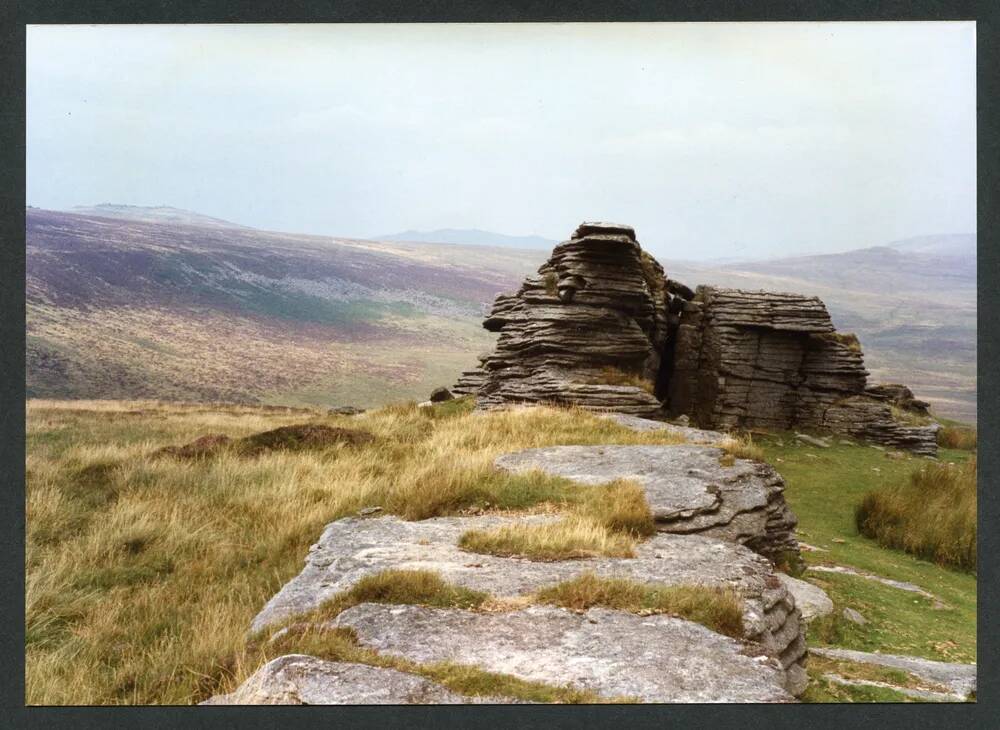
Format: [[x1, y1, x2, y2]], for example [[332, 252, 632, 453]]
[[333, 603, 794, 703], [494, 444, 799, 562], [201, 654, 496, 705]]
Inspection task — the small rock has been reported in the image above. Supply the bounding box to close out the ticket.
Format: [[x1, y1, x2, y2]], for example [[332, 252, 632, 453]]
[[842, 607, 868, 625], [429, 387, 454, 403], [417, 401, 433, 408], [776, 574, 833, 622], [831, 538, 846, 544], [673, 414, 690, 427], [358, 506, 383, 516], [885, 451, 906, 460], [795, 433, 830, 449]]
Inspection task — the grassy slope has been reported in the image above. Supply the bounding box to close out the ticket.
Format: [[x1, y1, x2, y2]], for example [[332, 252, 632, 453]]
[[756, 435, 976, 667], [25, 399, 978, 704], [25, 399, 688, 705]]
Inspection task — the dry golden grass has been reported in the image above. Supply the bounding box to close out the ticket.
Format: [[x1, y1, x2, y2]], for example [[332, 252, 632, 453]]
[[856, 457, 976, 571], [889, 405, 933, 427], [588, 366, 655, 395], [25, 397, 687, 704], [534, 572, 744, 639], [457, 478, 655, 560], [718, 433, 765, 463], [937, 424, 977, 450], [458, 515, 637, 561]]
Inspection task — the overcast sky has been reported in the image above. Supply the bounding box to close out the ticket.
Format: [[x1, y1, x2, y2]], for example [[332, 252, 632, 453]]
[[27, 22, 975, 260]]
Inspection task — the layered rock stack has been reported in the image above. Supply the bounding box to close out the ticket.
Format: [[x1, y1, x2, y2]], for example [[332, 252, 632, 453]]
[[666, 286, 940, 455], [454, 222, 939, 455], [468, 222, 668, 417]]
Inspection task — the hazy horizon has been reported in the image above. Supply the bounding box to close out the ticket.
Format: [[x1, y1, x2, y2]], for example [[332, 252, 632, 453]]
[[27, 22, 975, 260]]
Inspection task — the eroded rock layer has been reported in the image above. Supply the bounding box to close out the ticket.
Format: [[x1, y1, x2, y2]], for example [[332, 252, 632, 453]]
[[493, 445, 800, 563], [667, 286, 939, 454], [469, 222, 668, 417], [453, 222, 938, 454]]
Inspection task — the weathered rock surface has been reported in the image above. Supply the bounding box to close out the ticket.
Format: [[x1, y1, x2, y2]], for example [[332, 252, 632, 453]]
[[667, 286, 939, 455], [201, 654, 488, 705], [333, 603, 794, 703], [247, 514, 806, 694], [777, 574, 833, 623], [461, 222, 670, 418], [453, 222, 936, 454], [493, 444, 799, 562], [810, 647, 976, 699]]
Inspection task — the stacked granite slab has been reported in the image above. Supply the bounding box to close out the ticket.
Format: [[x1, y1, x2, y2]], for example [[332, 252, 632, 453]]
[[465, 222, 669, 418], [493, 445, 799, 563], [666, 286, 939, 455]]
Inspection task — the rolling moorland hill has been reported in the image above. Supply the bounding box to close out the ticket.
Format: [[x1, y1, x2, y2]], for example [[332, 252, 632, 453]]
[[25, 208, 976, 422], [378, 228, 557, 250]]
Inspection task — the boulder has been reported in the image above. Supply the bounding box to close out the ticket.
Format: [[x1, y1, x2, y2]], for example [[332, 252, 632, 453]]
[[332, 603, 794, 703], [201, 654, 503, 704], [493, 444, 800, 562], [429, 387, 454, 403], [776, 574, 833, 622]]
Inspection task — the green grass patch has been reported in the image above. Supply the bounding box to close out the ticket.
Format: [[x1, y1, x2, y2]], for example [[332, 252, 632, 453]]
[[756, 433, 976, 664]]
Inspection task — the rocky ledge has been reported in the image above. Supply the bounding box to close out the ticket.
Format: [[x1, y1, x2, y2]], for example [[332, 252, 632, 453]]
[[494, 444, 800, 563]]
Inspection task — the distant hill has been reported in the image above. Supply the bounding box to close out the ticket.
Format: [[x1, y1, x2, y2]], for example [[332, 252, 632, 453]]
[[377, 228, 557, 250], [67, 204, 252, 230], [25, 207, 976, 421]]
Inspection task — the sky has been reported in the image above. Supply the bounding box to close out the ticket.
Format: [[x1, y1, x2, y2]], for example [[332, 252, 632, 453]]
[[26, 22, 975, 260]]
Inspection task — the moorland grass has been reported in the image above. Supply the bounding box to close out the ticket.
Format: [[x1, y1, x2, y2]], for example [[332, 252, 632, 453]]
[[534, 573, 744, 639], [25, 397, 686, 704], [457, 479, 655, 560], [856, 458, 976, 572], [754, 433, 976, 665]]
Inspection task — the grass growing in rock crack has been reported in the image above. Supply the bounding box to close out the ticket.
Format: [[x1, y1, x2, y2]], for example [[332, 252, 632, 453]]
[[457, 480, 655, 560], [588, 366, 656, 395], [856, 458, 976, 571], [534, 573, 744, 639], [25, 398, 686, 704], [259, 623, 614, 703], [291, 569, 488, 626]]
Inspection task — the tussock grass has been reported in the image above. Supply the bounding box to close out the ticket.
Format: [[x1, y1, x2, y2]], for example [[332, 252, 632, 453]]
[[459, 515, 637, 561], [458, 479, 655, 561], [302, 569, 487, 625], [936, 424, 977, 450], [588, 366, 655, 394], [855, 458, 976, 571], [26, 398, 686, 704], [719, 433, 764, 463], [535, 572, 744, 638], [816, 331, 862, 353]]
